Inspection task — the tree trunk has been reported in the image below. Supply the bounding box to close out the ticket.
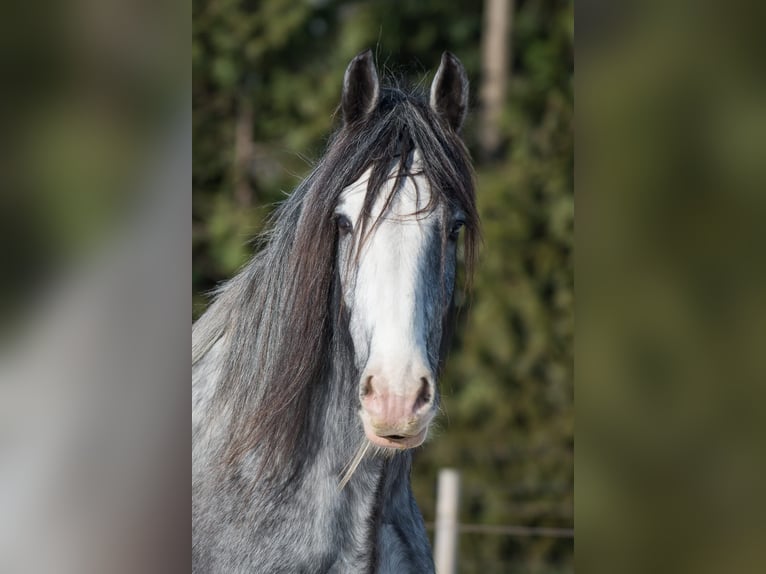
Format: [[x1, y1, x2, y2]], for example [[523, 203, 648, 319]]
[[479, 0, 513, 160]]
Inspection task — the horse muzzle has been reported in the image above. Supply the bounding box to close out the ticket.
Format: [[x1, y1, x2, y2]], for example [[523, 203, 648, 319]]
[[359, 371, 436, 449]]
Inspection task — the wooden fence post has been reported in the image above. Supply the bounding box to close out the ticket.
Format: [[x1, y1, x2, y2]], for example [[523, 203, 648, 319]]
[[433, 468, 460, 574]]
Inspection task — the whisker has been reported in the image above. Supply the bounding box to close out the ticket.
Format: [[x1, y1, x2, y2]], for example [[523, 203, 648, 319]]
[[337, 440, 371, 491]]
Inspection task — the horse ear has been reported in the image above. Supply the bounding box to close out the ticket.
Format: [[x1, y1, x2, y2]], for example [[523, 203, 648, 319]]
[[342, 49, 379, 124], [430, 52, 469, 132]]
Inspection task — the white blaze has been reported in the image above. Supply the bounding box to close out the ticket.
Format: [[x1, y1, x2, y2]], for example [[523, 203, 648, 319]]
[[336, 155, 436, 396]]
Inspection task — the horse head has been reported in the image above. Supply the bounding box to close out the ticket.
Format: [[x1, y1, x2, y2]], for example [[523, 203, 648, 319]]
[[336, 50, 472, 450]]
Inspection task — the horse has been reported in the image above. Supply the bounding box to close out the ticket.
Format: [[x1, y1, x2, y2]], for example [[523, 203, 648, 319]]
[[192, 49, 479, 573]]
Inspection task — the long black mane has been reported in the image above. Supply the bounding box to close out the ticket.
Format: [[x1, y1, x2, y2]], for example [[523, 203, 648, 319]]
[[192, 83, 478, 478]]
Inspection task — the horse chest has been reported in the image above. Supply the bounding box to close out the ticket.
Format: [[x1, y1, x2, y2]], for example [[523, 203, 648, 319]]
[[195, 461, 432, 573]]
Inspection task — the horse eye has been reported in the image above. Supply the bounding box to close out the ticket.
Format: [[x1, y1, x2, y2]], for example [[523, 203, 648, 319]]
[[336, 214, 353, 235], [449, 220, 465, 240]]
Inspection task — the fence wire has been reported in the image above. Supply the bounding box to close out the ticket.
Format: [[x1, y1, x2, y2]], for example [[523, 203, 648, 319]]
[[425, 522, 574, 538]]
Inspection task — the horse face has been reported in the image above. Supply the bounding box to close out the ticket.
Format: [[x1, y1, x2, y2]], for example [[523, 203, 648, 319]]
[[335, 159, 462, 450]]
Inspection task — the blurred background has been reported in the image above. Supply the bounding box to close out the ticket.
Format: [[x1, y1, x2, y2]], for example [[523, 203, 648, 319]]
[[2, 0, 765, 572], [0, 0, 189, 572], [193, 1, 573, 572], [578, 1, 766, 573]]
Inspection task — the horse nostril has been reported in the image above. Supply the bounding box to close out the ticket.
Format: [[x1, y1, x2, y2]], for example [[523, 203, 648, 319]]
[[414, 377, 432, 411], [361, 376, 374, 398]]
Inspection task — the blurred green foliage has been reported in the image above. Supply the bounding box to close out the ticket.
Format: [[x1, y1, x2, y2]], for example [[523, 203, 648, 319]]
[[193, 1, 572, 571], [1, 0, 184, 332], [578, 3, 766, 574]]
